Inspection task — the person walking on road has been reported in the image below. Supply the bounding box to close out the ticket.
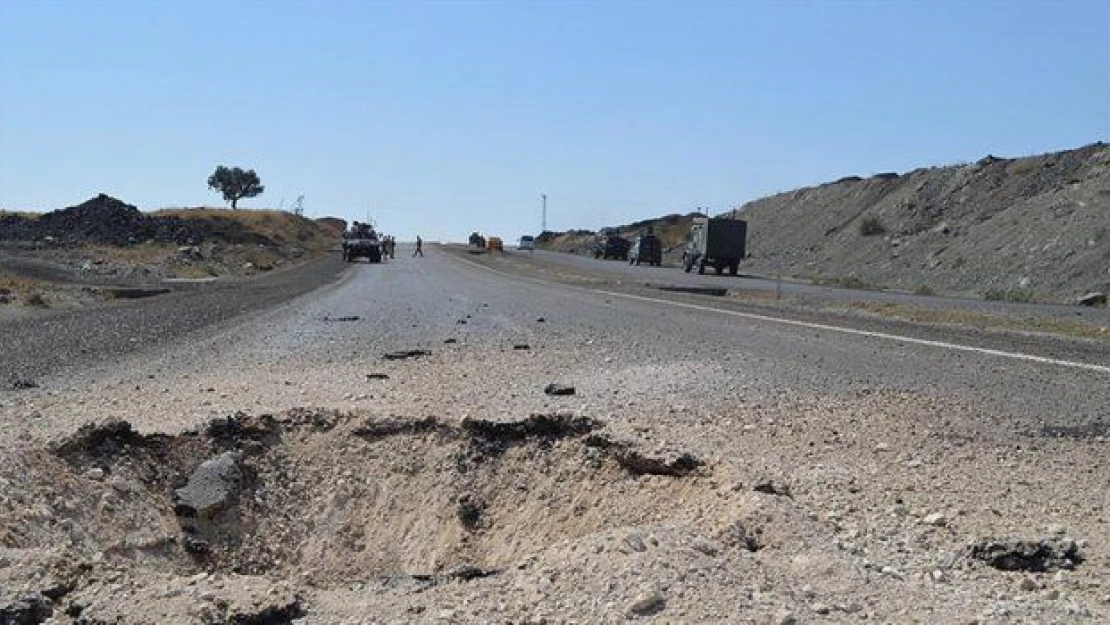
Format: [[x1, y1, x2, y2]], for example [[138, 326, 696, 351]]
[[413, 235, 424, 257]]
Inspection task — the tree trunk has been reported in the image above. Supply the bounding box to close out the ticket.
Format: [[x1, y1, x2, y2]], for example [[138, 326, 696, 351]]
[[231, 198, 238, 209]]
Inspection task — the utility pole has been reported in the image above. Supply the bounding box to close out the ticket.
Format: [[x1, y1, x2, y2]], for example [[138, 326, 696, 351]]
[[541, 193, 547, 232]]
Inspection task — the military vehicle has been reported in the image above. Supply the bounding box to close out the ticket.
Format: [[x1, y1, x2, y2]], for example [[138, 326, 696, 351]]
[[592, 230, 630, 260], [342, 222, 383, 263], [682, 217, 747, 275], [629, 233, 662, 266]]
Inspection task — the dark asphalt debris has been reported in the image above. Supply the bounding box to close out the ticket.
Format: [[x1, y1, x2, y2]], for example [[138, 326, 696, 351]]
[[544, 383, 575, 396]]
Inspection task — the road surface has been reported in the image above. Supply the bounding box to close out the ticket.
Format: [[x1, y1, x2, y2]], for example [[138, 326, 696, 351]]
[[1, 244, 1107, 623]]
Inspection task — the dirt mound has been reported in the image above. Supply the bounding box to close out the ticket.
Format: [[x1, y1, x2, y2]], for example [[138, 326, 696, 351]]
[[0, 194, 205, 246], [738, 142, 1110, 301], [0, 410, 729, 621], [541, 142, 1109, 302]]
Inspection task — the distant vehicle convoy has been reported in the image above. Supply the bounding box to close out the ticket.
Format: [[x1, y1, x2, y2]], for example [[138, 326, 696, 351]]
[[461, 218, 748, 276]]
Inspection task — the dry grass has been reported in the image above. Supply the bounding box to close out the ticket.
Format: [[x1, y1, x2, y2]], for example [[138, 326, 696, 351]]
[[152, 207, 336, 252], [0, 273, 50, 307], [0, 209, 41, 219]]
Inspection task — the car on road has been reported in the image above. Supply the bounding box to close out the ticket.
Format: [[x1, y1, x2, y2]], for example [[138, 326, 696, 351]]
[[518, 235, 535, 251], [629, 233, 662, 266]]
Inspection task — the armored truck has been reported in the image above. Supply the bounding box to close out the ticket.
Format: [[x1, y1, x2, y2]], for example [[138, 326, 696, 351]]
[[629, 233, 662, 266], [682, 217, 747, 275], [342, 222, 383, 263]]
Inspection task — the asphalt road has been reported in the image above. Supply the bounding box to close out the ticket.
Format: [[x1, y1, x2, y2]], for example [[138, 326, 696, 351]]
[[506, 249, 1110, 325], [0, 255, 347, 384], [5, 244, 1106, 442]]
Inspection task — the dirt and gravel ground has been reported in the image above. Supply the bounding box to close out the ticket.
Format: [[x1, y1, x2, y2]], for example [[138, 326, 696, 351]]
[[1, 245, 1108, 624]]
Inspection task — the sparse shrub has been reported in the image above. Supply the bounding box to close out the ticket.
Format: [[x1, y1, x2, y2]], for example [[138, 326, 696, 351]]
[[859, 217, 886, 237], [914, 285, 935, 296], [983, 288, 1035, 303], [25, 292, 48, 307]]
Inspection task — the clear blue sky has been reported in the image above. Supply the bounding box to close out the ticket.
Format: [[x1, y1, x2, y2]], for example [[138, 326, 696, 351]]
[[2, 1, 1107, 241]]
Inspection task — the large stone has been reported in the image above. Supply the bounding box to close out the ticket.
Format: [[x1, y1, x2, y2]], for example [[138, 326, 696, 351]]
[[971, 538, 1082, 572], [627, 591, 665, 617], [173, 451, 242, 520]]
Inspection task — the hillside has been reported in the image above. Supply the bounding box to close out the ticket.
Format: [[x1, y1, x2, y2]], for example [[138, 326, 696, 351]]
[[0, 194, 346, 312], [542, 143, 1110, 303]]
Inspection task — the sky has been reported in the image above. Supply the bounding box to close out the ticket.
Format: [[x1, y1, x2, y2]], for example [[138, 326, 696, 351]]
[[1, 0, 1108, 242]]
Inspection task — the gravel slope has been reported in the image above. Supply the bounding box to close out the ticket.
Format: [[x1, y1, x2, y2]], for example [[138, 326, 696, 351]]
[[1, 245, 1107, 624]]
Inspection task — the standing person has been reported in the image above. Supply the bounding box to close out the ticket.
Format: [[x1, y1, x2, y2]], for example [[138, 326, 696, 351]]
[[413, 235, 424, 257]]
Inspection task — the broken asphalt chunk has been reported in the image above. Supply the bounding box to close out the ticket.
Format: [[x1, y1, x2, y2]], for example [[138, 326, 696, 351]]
[[544, 383, 575, 396], [971, 538, 1083, 572], [383, 349, 431, 361]]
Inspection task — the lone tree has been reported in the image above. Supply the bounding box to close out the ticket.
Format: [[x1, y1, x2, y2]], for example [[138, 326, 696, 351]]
[[207, 165, 264, 209]]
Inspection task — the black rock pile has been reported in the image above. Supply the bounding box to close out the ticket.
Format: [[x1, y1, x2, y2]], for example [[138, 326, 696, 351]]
[[0, 194, 203, 245]]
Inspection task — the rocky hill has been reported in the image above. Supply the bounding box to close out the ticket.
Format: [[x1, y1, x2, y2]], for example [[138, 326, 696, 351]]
[[0, 195, 347, 312], [542, 143, 1110, 303]]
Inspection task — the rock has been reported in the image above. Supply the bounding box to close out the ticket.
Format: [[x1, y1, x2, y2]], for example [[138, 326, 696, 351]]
[[753, 479, 791, 497], [624, 532, 647, 553], [1077, 292, 1107, 307], [544, 383, 575, 396], [1047, 523, 1067, 536], [513, 344, 531, 350], [1018, 577, 1037, 592], [627, 591, 665, 616], [366, 373, 389, 380], [383, 349, 431, 360], [971, 538, 1082, 572], [84, 467, 106, 481], [536, 317, 546, 323], [173, 451, 242, 521], [923, 512, 947, 527], [0, 593, 53, 624], [178, 245, 203, 260], [812, 602, 830, 615], [444, 338, 458, 344], [775, 610, 797, 625], [692, 537, 724, 556], [9, 378, 38, 390]]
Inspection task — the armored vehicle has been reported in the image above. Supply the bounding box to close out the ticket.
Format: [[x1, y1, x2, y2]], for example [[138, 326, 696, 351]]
[[629, 233, 662, 266], [682, 217, 747, 275], [342, 222, 383, 263]]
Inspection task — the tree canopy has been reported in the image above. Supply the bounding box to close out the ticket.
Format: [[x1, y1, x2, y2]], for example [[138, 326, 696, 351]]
[[207, 166, 264, 209]]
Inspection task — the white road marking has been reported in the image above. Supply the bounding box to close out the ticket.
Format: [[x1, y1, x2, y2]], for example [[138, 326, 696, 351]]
[[450, 251, 1110, 375], [592, 289, 1110, 375]]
